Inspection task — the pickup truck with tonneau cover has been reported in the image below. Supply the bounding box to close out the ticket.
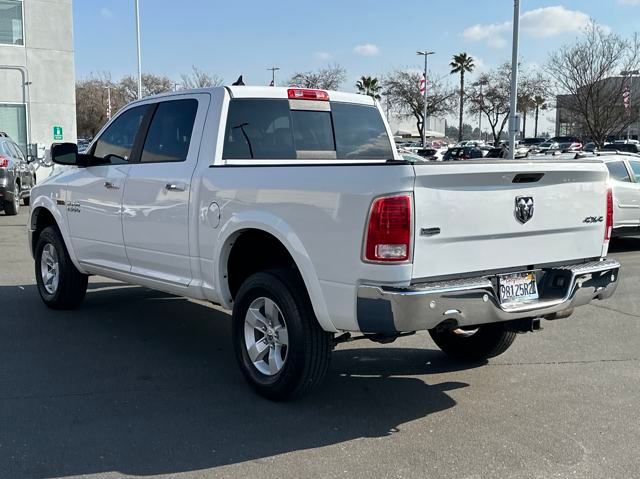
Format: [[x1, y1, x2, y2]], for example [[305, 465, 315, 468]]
[[28, 86, 619, 399]]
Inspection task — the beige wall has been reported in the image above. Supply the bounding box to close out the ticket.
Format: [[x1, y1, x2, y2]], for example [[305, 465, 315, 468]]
[[0, 0, 76, 150]]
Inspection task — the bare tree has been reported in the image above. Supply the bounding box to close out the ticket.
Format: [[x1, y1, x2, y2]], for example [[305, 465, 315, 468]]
[[118, 73, 174, 103], [517, 71, 551, 138], [76, 73, 128, 138], [466, 63, 512, 144], [181, 66, 223, 89], [287, 64, 347, 90], [546, 21, 640, 146], [384, 70, 456, 138]]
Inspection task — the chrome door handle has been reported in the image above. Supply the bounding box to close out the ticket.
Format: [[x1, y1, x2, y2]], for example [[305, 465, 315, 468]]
[[165, 183, 186, 192], [104, 181, 120, 190]]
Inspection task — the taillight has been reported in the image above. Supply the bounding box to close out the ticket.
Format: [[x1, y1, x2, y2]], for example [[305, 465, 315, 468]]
[[287, 88, 330, 101], [364, 195, 412, 262], [605, 187, 613, 241], [0, 155, 9, 168]]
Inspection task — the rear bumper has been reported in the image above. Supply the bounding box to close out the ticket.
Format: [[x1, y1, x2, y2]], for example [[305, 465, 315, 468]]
[[357, 259, 620, 333]]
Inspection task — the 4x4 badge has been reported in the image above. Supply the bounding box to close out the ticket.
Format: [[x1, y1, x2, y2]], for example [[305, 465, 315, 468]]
[[515, 196, 534, 224]]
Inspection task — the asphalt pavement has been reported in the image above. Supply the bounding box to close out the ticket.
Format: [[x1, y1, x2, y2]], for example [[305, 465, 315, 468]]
[[1, 209, 639, 479]]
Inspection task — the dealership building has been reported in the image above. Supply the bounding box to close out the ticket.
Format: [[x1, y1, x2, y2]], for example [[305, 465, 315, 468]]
[[0, 0, 76, 160]]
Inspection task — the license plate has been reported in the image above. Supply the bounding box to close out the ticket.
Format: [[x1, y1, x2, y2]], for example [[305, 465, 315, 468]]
[[499, 272, 538, 304]]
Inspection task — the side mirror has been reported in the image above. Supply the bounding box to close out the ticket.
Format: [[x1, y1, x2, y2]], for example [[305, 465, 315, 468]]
[[51, 142, 79, 166]]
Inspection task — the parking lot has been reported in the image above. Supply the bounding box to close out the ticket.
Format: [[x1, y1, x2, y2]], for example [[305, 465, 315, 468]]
[[0, 209, 638, 479]]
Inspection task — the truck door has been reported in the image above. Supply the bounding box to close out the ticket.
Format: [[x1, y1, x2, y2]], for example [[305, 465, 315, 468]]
[[121, 94, 209, 286], [65, 104, 148, 271]]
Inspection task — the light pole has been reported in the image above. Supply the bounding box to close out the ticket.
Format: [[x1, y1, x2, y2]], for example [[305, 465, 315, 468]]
[[622, 69, 639, 141], [508, 0, 520, 159], [104, 85, 112, 120], [417, 51, 435, 147], [267, 67, 280, 87], [134, 0, 142, 99], [477, 78, 488, 141]]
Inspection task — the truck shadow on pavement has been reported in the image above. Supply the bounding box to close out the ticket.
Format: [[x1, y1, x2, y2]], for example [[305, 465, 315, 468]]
[[0, 282, 477, 478]]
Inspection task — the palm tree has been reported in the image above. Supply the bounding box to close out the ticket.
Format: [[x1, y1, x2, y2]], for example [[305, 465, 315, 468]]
[[450, 53, 475, 142], [533, 95, 548, 138], [356, 76, 382, 100]]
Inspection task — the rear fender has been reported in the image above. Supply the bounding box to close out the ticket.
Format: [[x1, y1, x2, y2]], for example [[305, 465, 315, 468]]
[[215, 210, 338, 333]]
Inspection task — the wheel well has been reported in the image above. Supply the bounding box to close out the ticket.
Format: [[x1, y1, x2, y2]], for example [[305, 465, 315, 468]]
[[226, 230, 299, 300], [31, 207, 57, 253]]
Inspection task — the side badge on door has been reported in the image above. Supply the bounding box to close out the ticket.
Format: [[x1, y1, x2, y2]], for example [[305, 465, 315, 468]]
[[515, 196, 534, 224]]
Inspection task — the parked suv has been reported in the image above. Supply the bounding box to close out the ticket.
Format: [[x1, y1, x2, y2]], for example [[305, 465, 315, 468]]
[[0, 133, 36, 215]]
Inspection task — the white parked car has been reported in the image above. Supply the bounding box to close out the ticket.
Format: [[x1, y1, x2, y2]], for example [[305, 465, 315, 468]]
[[29, 87, 620, 399]]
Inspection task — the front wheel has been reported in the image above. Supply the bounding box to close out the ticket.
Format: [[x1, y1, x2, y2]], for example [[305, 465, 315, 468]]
[[429, 323, 517, 361], [232, 270, 333, 400], [35, 226, 88, 309]]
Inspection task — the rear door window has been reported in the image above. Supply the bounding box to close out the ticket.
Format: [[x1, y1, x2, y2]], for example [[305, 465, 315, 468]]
[[606, 161, 632, 182], [222, 99, 393, 160], [140, 99, 198, 163]]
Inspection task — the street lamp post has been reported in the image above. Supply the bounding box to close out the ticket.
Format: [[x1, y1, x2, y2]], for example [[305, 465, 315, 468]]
[[622, 69, 640, 141], [267, 67, 280, 87], [104, 85, 112, 120], [508, 0, 520, 159], [417, 51, 435, 147], [135, 0, 142, 99]]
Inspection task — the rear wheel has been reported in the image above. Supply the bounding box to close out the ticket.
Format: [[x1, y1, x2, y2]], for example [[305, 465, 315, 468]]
[[429, 323, 517, 361], [3, 181, 19, 215], [232, 269, 333, 400], [22, 195, 30, 206], [35, 226, 88, 309]]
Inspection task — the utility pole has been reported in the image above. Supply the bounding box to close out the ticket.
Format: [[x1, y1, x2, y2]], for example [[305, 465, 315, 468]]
[[417, 51, 435, 147], [135, 0, 142, 99], [267, 66, 280, 87], [508, 0, 520, 159]]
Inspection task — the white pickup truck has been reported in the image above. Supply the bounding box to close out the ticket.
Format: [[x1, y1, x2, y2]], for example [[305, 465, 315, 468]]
[[29, 86, 620, 399]]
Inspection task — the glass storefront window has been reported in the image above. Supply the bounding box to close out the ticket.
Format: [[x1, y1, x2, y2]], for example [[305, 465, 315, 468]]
[[0, 104, 27, 153], [0, 1, 24, 45]]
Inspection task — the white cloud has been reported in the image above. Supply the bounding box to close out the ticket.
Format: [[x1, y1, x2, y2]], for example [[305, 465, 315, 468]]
[[463, 6, 594, 48], [314, 51, 332, 61], [353, 43, 379, 56], [618, 0, 640, 5], [100, 7, 114, 19]]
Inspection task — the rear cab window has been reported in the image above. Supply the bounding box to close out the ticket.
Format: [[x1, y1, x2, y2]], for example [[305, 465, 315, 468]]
[[222, 98, 393, 161]]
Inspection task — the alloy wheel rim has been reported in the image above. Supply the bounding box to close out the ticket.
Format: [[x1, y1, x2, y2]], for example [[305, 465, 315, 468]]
[[40, 243, 59, 294], [14, 183, 19, 209], [244, 297, 289, 376]]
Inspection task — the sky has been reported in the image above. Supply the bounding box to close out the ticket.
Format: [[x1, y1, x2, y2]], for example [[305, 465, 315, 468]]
[[73, 0, 640, 135]]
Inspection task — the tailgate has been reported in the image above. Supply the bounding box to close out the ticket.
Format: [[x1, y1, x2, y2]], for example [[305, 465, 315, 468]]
[[412, 160, 608, 280]]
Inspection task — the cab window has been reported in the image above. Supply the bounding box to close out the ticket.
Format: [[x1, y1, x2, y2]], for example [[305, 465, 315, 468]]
[[140, 99, 198, 163], [628, 161, 640, 182], [93, 106, 147, 164]]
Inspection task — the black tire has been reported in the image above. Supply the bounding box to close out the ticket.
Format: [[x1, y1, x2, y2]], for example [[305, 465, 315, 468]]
[[3, 181, 19, 216], [232, 269, 333, 400], [429, 323, 517, 361], [35, 226, 88, 309], [22, 195, 30, 206]]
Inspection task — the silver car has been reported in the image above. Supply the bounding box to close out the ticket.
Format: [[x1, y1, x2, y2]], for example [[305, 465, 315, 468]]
[[0, 133, 36, 216], [603, 154, 640, 237]]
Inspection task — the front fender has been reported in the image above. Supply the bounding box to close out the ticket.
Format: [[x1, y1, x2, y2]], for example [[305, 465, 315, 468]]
[[215, 210, 338, 333], [29, 195, 87, 275]]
